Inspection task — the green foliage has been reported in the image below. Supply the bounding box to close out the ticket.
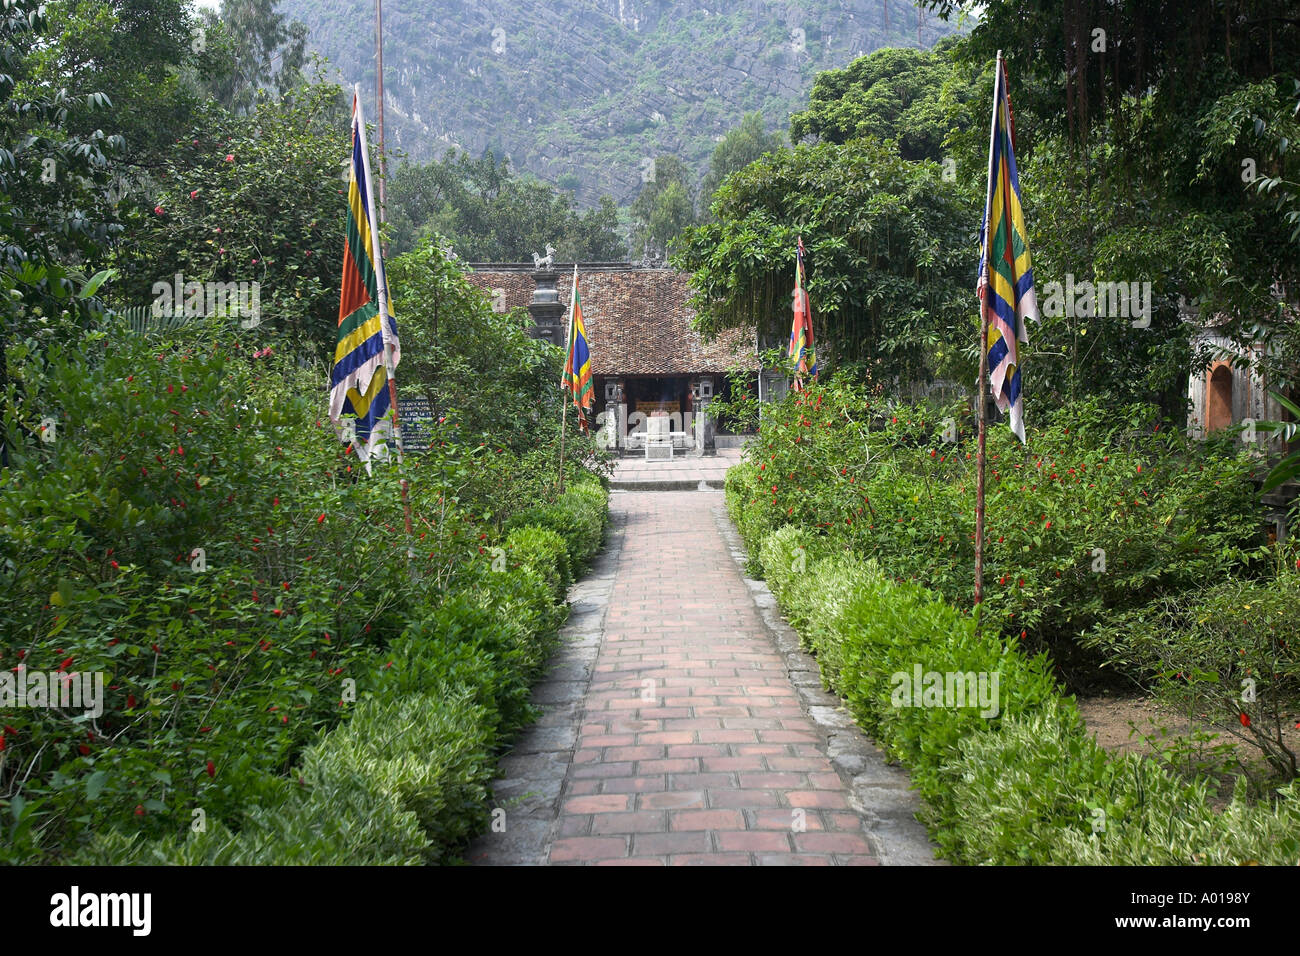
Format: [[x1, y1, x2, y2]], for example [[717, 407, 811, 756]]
[[506, 525, 572, 599], [19, 0, 199, 162], [700, 113, 783, 206], [385, 235, 565, 449], [0, 304, 608, 863], [789, 41, 975, 161], [506, 476, 607, 577], [196, 0, 308, 113], [673, 138, 977, 378], [106, 76, 350, 358], [1081, 564, 1300, 778], [926, 0, 1300, 394], [629, 154, 697, 259], [728, 383, 1265, 676], [386, 151, 626, 261], [752, 527, 1300, 864]]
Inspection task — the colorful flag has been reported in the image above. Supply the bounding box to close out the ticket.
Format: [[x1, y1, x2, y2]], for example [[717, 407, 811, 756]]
[[788, 235, 818, 390], [563, 265, 594, 432], [977, 55, 1038, 442], [329, 85, 401, 462]]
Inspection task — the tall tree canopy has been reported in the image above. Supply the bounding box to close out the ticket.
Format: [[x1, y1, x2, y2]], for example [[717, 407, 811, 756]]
[[673, 138, 977, 386], [387, 150, 626, 262], [629, 153, 697, 260], [925, 0, 1300, 392], [700, 112, 785, 212], [789, 39, 974, 161]]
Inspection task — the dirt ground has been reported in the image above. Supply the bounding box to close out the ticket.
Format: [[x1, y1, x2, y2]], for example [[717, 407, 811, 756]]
[[1077, 693, 1300, 803]]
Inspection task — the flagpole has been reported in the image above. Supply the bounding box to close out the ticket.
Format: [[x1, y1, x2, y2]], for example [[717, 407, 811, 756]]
[[974, 50, 1003, 627], [374, 0, 388, 245], [558, 263, 578, 494], [354, 82, 413, 541]]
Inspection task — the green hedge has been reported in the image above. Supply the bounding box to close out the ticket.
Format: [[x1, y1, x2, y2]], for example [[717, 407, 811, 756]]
[[69, 475, 608, 865], [752, 522, 1300, 865]]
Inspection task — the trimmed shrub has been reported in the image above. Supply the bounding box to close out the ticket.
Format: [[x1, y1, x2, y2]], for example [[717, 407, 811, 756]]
[[751, 525, 1300, 865]]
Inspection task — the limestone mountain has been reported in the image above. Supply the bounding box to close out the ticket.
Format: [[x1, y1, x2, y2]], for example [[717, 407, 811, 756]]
[[279, 0, 962, 205]]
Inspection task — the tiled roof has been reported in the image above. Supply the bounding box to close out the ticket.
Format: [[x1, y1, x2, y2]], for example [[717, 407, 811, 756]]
[[464, 266, 758, 376]]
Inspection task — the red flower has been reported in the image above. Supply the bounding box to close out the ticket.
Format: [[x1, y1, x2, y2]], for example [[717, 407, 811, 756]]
[[190, 189, 198, 199], [317, 513, 326, 523], [224, 153, 234, 162], [127, 694, 137, 709], [206, 760, 215, 778], [79, 744, 90, 756], [154, 205, 165, 216], [1240, 712, 1251, 727], [135, 805, 145, 816]]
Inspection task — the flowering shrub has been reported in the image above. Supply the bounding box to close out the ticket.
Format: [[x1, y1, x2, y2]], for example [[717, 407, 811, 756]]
[[727, 380, 1264, 681], [755, 527, 1300, 864], [0, 315, 607, 863], [1081, 564, 1300, 779]]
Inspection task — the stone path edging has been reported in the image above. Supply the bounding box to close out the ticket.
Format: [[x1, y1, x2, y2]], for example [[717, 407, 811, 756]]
[[465, 508, 625, 865], [710, 504, 942, 866]]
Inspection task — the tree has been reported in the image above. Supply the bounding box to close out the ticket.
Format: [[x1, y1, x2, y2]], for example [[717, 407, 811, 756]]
[[700, 112, 784, 212], [195, 0, 307, 114], [924, 0, 1300, 392], [1, 0, 125, 463], [107, 78, 351, 357], [385, 234, 561, 445], [18, 0, 198, 161], [789, 41, 972, 161], [672, 138, 977, 386], [386, 150, 625, 261], [629, 154, 696, 259]]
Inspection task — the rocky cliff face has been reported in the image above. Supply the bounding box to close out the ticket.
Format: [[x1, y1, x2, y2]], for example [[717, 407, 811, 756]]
[[281, 0, 958, 204]]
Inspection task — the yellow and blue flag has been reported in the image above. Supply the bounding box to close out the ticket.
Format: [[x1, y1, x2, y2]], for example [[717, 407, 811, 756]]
[[329, 85, 401, 462], [563, 265, 594, 432], [977, 55, 1038, 442], [788, 235, 817, 390]]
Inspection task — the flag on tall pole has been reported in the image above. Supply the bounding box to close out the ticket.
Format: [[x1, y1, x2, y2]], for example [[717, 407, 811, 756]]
[[788, 235, 818, 391], [974, 50, 1036, 617], [976, 53, 1038, 442], [562, 264, 594, 432], [329, 86, 403, 465]]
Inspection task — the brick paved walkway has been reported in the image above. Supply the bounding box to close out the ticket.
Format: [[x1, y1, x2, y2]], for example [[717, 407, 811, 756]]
[[547, 492, 882, 865]]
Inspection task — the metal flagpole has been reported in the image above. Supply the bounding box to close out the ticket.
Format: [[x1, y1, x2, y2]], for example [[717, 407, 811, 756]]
[[558, 263, 578, 494], [374, 0, 388, 242], [973, 50, 1003, 628]]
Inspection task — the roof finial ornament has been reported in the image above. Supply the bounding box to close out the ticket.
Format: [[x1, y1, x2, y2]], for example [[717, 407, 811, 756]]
[[532, 244, 556, 271]]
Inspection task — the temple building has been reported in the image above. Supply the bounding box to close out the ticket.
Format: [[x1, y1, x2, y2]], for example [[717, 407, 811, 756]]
[[464, 262, 759, 454]]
